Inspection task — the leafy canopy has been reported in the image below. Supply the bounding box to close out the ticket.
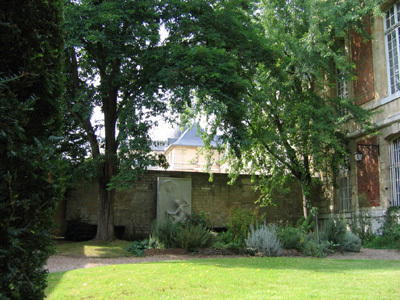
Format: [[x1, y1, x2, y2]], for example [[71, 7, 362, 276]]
[[186, 0, 382, 215]]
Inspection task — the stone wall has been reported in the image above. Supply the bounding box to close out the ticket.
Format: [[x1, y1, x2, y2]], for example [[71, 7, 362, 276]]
[[62, 170, 308, 240]]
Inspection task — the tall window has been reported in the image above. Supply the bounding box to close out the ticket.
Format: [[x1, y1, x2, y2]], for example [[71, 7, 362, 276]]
[[385, 3, 400, 94], [337, 165, 352, 211], [390, 137, 400, 206]]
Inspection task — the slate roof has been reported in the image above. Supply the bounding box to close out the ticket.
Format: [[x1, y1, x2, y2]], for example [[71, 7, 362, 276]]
[[167, 126, 219, 149], [151, 125, 220, 152]]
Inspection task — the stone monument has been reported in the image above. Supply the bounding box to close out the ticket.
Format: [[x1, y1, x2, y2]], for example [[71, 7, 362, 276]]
[[157, 177, 192, 223]]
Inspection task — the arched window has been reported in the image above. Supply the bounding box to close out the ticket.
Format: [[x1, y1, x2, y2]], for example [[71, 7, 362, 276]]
[[390, 137, 400, 206]]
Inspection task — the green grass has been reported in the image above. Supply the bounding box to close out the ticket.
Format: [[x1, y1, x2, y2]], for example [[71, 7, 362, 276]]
[[54, 240, 133, 258], [46, 257, 400, 299]]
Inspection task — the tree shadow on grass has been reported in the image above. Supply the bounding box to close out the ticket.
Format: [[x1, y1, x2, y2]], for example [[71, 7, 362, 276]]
[[54, 239, 133, 258]]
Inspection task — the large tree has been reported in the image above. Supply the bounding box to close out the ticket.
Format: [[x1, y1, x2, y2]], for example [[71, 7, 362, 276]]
[[63, 0, 271, 241], [185, 0, 382, 218], [0, 0, 64, 298]]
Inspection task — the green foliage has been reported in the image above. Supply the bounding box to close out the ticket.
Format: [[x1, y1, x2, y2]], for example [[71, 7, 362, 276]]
[[364, 235, 400, 249], [276, 226, 302, 250], [319, 218, 347, 245], [364, 206, 400, 249], [63, 0, 275, 240], [380, 206, 400, 239], [226, 208, 264, 249], [182, 212, 211, 229], [300, 238, 334, 258], [175, 225, 215, 252], [318, 217, 361, 252], [126, 240, 149, 257], [349, 210, 375, 244], [148, 218, 215, 252], [148, 219, 180, 249], [246, 224, 282, 257], [296, 213, 317, 234], [0, 0, 64, 299], [211, 231, 237, 251], [190, 0, 382, 218], [340, 232, 362, 252]]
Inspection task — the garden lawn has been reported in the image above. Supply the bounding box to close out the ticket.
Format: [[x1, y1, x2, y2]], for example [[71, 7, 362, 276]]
[[46, 257, 400, 299], [54, 240, 133, 258]]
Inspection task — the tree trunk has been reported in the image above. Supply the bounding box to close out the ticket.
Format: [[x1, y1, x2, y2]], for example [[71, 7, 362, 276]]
[[94, 116, 118, 241], [301, 155, 313, 219], [300, 176, 313, 219], [302, 192, 309, 219], [95, 85, 119, 241], [95, 160, 116, 241]]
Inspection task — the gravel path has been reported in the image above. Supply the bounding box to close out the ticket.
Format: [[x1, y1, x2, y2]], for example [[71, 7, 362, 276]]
[[326, 248, 400, 260], [46, 248, 400, 273]]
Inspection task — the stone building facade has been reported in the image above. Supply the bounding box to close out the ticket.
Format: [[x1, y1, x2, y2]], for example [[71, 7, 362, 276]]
[[327, 1, 400, 228]]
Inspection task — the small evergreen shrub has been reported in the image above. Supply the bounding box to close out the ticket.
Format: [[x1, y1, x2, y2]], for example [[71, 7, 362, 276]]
[[246, 224, 282, 257], [182, 212, 211, 228], [175, 225, 215, 252], [319, 218, 347, 245], [300, 237, 334, 258], [127, 240, 149, 257], [211, 231, 238, 250], [148, 219, 180, 249], [365, 235, 400, 249], [349, 195, 375, 243], [364, 206, 400, 249], [296, 213, 316, 233], [339, 232, 362, 252], [380, 206, 400, 240], [277, 226, 302, 250], [226, 207, 264, 249]]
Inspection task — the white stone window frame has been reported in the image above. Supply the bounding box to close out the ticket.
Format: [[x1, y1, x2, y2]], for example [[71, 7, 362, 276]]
[[385, 2, 400, 95], [389, 137, 400, 206]]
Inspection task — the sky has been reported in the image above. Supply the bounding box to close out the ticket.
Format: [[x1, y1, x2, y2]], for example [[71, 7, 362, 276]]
[[92, 107, 178, 142], [91, 25, 176, 142]]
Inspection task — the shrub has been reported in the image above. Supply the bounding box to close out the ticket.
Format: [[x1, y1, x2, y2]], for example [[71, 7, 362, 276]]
[[364, 206, 400, 249], [148, 219, 180, 249], [182, 212, 211, 229], [226, 208, 264, 249], [296, 213, 316, 233], [380, 206, 400, 240], [340, 232, 362, 252], [211, 231, 239, 251], [349, 195, 375, 244], [319, 217, 347, 245], [175, 225, 215, 252], [246, 224, 282, 257], [277, 226, 302, 250], [127, 240, 148, 257], [1, 1, 64, 298], [365, 235, 400, 249], [300, 237, 334, 258]]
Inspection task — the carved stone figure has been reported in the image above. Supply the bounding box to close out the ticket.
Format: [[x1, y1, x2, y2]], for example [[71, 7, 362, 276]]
[[157, 177, 191, 223], [167, 199, 189, 223]]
